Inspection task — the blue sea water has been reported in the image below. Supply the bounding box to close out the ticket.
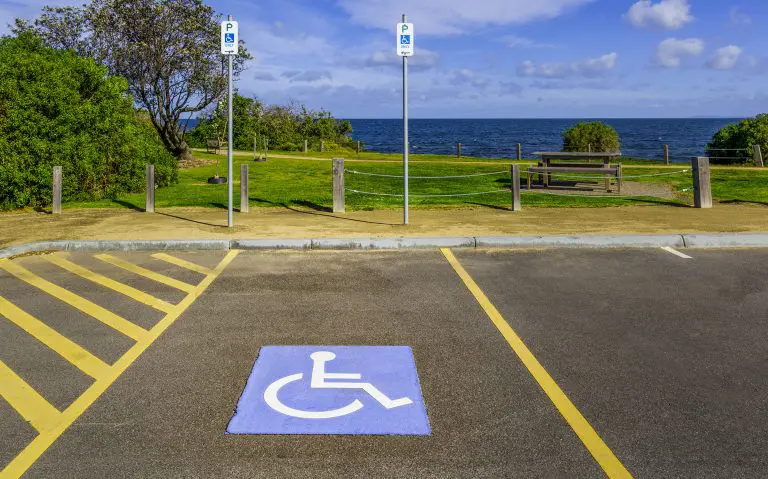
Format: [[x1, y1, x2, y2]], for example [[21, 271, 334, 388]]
[[346, 118, 743, 163]]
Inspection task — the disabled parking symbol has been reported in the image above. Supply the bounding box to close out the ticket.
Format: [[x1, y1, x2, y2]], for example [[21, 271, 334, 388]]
[[227, 346, 430, 435]]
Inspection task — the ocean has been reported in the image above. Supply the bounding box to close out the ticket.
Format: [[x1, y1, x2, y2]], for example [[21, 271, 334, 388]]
[[347, 118, 743, 163]]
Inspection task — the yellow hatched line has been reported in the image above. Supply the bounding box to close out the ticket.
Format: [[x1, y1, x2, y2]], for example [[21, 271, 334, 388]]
[[1, 250, 240, 479], [151, 253, 215, 276], [0, 260, 147, 342], [95, 254, 196, 293], [440, 248, 633, 479], [45, 255, 175, 314], [0, 296, 110, 380], [0, 360, 62, 434]]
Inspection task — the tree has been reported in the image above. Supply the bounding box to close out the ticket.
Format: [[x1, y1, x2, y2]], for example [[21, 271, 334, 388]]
[[562, 122, 621, 153], [14, 0, 250, 161], [0, 34, 176, 210], [707, 114, 768, 165], [187, 94, 356, 152]]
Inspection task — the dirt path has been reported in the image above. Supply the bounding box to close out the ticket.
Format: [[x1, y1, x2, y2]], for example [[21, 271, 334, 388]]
[[2, 204, 767, 249]]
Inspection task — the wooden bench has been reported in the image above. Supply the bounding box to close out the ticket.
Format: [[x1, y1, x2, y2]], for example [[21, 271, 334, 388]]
[[206, 139, 221, 155], [527, 165, 622, 193]]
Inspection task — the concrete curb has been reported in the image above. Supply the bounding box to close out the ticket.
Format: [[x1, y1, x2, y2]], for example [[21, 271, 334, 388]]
[[1, 234, 767, 258]]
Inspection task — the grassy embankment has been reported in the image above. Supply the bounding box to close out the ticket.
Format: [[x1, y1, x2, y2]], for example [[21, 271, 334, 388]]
[[64, 150, 768, 211]]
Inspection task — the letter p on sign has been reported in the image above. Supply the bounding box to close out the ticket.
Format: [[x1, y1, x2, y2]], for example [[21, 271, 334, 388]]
[[221, 21, 239, 55]]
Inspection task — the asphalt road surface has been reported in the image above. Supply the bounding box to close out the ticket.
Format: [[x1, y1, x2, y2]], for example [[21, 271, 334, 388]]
[[1, 248, 766, 478]]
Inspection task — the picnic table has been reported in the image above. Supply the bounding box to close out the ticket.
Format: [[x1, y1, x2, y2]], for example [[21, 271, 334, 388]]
[[530, 151, 623, 192]]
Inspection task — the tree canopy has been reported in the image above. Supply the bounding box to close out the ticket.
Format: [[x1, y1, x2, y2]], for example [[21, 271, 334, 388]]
[[187, 94, 356, 152], [707, 114, 768, 165], [562, 122, 621, 153], [14, 0, 250, 160], [0, 34, 176, 210]]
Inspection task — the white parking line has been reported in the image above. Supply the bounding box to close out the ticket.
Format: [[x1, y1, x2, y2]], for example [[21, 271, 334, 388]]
[[661, 247, 693, 259]]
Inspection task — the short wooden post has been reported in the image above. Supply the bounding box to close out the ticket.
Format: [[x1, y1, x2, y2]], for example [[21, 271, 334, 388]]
[[303, 139, 308, 153], [692, 157, 712, 209], [320, 140, 325, 152], [588, 144, 592, 153], [356, 140, 361, 154], [240, 164, 249, 213], [754, 144, 764, 167], [332, 158, 345, 213], [664, 144, 670, 165], [145, 164, 155, 213], [52, 166, 62, 214], [457, 143, 462, 159], [516, 143, 521, 161], [511, 165, 521, 212]]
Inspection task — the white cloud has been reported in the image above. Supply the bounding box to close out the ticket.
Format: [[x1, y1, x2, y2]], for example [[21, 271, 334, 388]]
[[360, 48, 441, 71], [729, 7, 751, 26], [625, 0, 693, 30], [501, 35, 556, 48], [336, 0, 595, 35], [654, 38, 704, 68], [707, 45, 742, 70], [448, 69, 491, 88], [517, 53, 617, 78]]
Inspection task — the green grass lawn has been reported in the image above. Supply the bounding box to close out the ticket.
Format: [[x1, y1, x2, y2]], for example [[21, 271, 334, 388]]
[[65, 151, 768, 211]]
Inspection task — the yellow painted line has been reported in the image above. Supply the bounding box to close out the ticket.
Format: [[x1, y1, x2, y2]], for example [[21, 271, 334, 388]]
[[151, 253, 215, 276], [0, 260, 148, 342], [45, 255, 175, 314], [440, 248, 632, 479], [95, 254, 196, 293], [0, 250, 239, 479], [0, 360, 62, 434], [0, 296, 110, 380]]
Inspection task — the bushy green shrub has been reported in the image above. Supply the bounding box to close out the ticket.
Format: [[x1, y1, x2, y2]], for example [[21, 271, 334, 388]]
[[562, 122, 621, 153], [707, 114, 768, 165], [187, 95, 356, 152], [0, 33, 176, 210]]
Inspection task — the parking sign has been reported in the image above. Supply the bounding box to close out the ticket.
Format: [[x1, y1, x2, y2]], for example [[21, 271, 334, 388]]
[[397, 23, 414, 56], [221, 20, 239, 55]]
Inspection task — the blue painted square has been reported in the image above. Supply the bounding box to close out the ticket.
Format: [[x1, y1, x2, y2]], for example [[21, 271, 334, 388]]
[[400, 35, 411, 45], [224, 33, 235, 43], [227, 346, 430, 435]]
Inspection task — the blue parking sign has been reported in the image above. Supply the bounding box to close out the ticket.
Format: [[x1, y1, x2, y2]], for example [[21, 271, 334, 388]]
[[225, 33, 235, 43], [227, 346, 430, 435], [400, 35, 411, 45]]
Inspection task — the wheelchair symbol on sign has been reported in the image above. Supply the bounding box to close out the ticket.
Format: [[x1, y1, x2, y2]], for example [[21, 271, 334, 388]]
[[263, 351, 413, 419]]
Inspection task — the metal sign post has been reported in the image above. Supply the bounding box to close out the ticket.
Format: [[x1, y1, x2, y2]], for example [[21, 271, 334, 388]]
[[221, 16, 238, 227], [397, 16, 413, 225]]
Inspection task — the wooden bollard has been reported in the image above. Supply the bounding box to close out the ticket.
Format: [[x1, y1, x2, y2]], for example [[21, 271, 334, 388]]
[[754, 144, 764, 167], [517, 143, 521, 161], [320, 140, 325, 152], [240, 164, 249, 213], [145, 164, 155, 213], [356, 141, 361, 154], [664, 144, 670, 165], [332, 158, 344, 213], [52, 166, 62, 214], [303, 139, 308, 153], [511, 164, 521, 212], [457, 143, 462, 159], [692, 157, 712, 209]]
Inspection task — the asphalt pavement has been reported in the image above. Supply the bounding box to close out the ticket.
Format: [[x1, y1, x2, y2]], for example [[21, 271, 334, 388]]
[[1, 248, 767, 478]]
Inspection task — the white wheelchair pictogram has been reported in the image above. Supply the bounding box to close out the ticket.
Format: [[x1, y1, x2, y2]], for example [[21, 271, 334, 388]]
[[263, 351, 413, 419]]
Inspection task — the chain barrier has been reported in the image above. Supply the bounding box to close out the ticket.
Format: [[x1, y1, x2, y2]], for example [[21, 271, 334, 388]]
[[345, 188, 511, 198], [345, 169, 508, 179]]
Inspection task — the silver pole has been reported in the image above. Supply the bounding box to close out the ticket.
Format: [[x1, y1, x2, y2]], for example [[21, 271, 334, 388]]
[[402, 13, 409, 225], [227, 15, 234, 228]]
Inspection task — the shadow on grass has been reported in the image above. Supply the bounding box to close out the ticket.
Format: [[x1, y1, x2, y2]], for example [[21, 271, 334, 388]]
[[156, 212, 224, 228], [466, 202, 512, 211], [721, 199, 768, 206], [251, 198, 398, 226], [111, 199, 144, 212]]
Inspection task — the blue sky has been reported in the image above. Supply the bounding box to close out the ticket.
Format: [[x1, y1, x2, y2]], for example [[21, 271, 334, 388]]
[[3, 0, 767, 118]]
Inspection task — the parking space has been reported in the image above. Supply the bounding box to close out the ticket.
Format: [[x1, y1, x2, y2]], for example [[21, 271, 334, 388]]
[[0, 251, 237, 479], [1, 247, 767, 478]]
